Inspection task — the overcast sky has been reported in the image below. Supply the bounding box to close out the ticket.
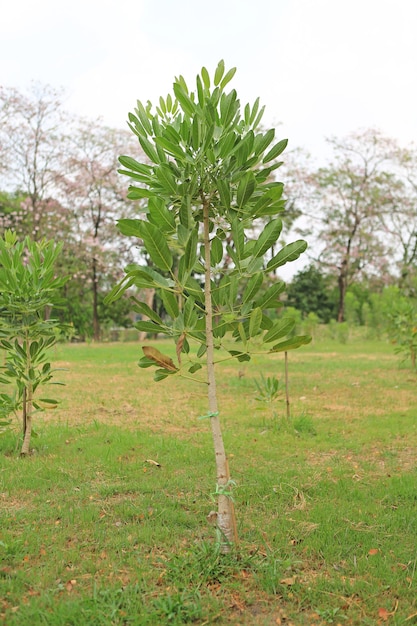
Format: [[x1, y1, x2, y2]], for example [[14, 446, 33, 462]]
[[2, 0, 416, 164]]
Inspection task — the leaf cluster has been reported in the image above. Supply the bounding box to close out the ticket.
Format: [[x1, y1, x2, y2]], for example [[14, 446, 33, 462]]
[[0, 231, 67, 419], [106, 62, 310, 380]]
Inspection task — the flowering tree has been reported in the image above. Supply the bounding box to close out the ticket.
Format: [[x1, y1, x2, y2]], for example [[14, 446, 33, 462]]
[[107, 61, 310, 549], [0, 83, 70, 240], [62, 118, 143, 340], [306, 129, 398, 321]]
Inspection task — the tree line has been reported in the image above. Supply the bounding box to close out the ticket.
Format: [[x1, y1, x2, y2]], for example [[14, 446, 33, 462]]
[[1, 83, 416, 339]]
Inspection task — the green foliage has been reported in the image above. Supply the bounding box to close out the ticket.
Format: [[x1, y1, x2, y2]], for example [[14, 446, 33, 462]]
[[386, 299, 417, 368], [254, 373, 282, 404], [107, 61, 311, 379], [0, 231, 67, 453], [286, 264, 336, 323]]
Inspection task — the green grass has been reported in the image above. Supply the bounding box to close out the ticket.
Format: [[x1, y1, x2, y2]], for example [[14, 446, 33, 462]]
[[1, 336, 417, 624]]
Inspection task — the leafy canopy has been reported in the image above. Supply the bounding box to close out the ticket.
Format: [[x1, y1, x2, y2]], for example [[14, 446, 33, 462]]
[[107, 60, 310, 379]]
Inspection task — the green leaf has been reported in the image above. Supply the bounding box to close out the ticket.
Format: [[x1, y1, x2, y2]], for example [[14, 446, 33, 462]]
[[228, 350, 251, 363], [148, 197, 176, 233], [220, 67, 237, 89], [138, 136, 160, 164], [119, 155, 152, 176], [252, 219, 283, 258], [135, 321, 167, 334], [155, 163, 178, 195], [184, 229, 198, 273], [173, 82, 196, 117], [154, 136, 187, 161], [139, 222, 173, 272], [252, 129, 275, 157], [117, 218, 144, 239], [242, 273, 263, 304], [126, 187, 154, 200], [135, 100, 153, 135], [183, 297, 198, 329], [249, 307, 263, 338], [132, 301, 163, 325], [267, 240, 308, 272], [263, 317, 295, 344], [160, 290, 179, 318], [188, 363, 202, 374], [214, 59, 225, 86], [217, 178, 231, 209], [219, 90, 238, 127], [270, 335, 312, 353], [237, 172, 256, 209], [201, 66, 210, 89], [231, 218, 244, 261], [254, 281, 285, 309], [263, 139, 288, 163], [154, 369, 173, 382], [211, 237, 223, 266]]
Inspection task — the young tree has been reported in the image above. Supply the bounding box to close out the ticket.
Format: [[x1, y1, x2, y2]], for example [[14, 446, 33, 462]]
[[107, 61, 310, 549], [0, 231, 67, 455]]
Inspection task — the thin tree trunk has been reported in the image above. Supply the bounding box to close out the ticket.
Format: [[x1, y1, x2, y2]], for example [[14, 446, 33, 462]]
[[203, 198, 237, 551], [20, 384, 33, 456], [92, 256, 100, 341], [285, 351, 290, 420], [337, 260, 347, 323]]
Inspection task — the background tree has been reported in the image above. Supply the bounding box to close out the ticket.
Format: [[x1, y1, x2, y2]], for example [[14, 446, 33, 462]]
[[62, 118, 143, 340], [0, 83, 70, 240], [286, 264, 336, 322], [107, 61, 310, 550], [304, 129, 397, 321], [378, 145, 417, 295]]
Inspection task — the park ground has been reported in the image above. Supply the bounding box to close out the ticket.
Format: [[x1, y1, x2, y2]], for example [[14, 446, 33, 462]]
[[1, 335, 417, 625]]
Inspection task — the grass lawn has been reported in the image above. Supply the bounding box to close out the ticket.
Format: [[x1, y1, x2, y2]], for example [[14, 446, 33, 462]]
[[1, 336, 417, 625]]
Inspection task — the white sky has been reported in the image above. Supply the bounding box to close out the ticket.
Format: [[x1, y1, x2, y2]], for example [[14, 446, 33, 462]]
[[2, 0, 417, 164]]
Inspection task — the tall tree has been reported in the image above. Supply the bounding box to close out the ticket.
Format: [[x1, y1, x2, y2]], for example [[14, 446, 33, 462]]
[[0, 83, 70, 240], [307, 129, 397, 321], [380, 145, 417, 294], [62, 118, 142, 340], [107, 61, 310, 549]]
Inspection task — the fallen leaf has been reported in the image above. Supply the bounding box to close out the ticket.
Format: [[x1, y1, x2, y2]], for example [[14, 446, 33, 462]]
[[369, 548, 379, 556], [378, 607, 389, 621], [280, 576, 297, 586], [145, 459, 161, 467]]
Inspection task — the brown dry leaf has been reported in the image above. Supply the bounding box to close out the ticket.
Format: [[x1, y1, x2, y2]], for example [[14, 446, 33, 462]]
[[142, 346, 178, 371], [378, 607, 390, 621], [369, 548, 379, 556], [280, 576, 297, 585], [176, 333, 185, 365]]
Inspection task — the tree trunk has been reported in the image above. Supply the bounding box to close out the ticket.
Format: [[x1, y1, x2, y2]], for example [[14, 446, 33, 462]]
[[203, 198, 237, 551], [92, 256, 100, 341], [138, 288, 156, 341], [20, 384, 33, 456], [337, 260, 348, 322], [285, 351, 290, 420]]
